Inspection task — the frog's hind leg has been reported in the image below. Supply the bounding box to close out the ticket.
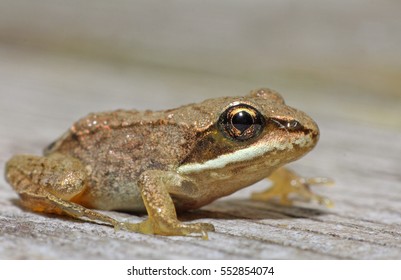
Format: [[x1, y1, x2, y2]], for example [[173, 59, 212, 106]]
[[5, 153, 122, 229]]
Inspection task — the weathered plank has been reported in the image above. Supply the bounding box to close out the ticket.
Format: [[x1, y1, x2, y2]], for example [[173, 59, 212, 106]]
[[0, 45, 400, 260]]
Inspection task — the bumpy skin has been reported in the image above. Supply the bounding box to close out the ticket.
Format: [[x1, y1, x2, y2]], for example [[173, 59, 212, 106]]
[[5, 88, 331, 238]]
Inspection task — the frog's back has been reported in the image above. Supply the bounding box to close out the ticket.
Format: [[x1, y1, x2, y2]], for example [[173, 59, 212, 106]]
[[46, 109, 197, 176]]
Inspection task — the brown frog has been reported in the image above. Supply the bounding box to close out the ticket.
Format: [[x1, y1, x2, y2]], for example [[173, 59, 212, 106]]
[[5, 88, 331, 239]]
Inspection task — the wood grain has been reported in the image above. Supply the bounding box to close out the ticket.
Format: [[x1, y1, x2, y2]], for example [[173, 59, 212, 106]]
[[0, 46, 400, 260]]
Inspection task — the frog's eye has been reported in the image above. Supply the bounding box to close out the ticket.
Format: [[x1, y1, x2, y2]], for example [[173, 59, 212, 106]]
[[218, 104, 265, 141]]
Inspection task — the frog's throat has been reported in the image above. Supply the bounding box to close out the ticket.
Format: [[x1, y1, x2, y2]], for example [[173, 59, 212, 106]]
[[177, 136, 312, 174]]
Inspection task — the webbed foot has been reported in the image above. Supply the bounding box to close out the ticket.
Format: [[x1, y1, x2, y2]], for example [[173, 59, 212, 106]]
[[121, 219, 215, 240], [251, 168, 334, 207]]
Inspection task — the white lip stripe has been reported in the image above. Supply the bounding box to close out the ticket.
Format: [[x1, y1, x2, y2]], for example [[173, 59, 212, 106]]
[[177, 139, 297, 174]]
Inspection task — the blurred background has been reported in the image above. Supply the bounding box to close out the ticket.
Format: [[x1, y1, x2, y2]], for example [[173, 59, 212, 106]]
[[0, 0, 400, 131]]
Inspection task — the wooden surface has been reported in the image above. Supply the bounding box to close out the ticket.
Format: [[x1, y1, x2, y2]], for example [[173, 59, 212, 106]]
[[0, 1, 400, 260], [0, 46, 400, 260]]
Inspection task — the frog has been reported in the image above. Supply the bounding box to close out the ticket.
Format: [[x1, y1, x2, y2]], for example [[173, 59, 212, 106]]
[[5, 88, 332, 239]]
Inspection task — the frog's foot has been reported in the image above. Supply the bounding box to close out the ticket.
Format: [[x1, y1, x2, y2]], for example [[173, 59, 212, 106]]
[[121, 218, 215, 240], [251, 168, 334, 207]]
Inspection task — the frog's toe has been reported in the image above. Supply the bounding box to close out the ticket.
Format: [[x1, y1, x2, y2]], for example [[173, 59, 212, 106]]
[[295, 176, 334, 207], [185, 222, 215, 240], [119, 218, 215, 239], [306, 176, 335, 186], [170, 222, 215, 239], [197, 222, 215, 232], [306, 191, 334, 208]]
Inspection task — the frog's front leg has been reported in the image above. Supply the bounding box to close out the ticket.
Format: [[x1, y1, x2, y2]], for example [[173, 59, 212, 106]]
[[122, 170, 215, 239], [251, 167, 333, 207]]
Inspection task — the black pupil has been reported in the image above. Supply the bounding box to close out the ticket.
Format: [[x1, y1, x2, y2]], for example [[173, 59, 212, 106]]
[[218, 104, 264, 141], [232, 111, 253, 133]]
